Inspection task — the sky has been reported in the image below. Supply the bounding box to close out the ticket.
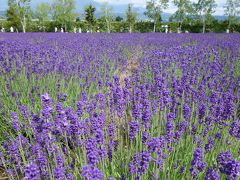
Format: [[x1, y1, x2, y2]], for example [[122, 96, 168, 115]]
[[0, 0, 227, 15], [94, 0, 226, 15]]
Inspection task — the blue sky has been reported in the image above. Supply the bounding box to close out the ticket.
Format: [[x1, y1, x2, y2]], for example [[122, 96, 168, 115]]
[[0, 0, 226, 15]]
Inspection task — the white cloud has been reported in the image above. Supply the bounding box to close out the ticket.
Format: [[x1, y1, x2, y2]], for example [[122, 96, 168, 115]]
[[94, 0, 147, 7], [94, 0, 227, 15]]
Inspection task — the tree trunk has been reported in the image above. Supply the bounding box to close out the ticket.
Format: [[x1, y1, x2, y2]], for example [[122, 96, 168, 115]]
[[203, 21, 206, 33], [106, 19, 110, 33], [65, 24, 67, 32], [153, 21, 156, 32], [21, 23, 26, 33], [202, 15, 206, 33], [228, 17, 231, 30], [180, 21, 183, 32], [129, 25, 132, 33], [21, 16, 26, 33]]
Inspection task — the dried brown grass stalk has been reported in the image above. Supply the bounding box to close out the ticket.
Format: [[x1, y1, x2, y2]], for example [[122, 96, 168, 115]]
[[111, 46, 143, 131], [0, 166, 9, 180], [116, 45, 142, 88]]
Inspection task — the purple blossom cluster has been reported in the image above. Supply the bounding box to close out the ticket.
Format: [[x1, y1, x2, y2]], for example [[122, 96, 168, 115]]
[[129, 151, 151, 175], [217, 151, 240, 179], [190, 148, 207, 178]]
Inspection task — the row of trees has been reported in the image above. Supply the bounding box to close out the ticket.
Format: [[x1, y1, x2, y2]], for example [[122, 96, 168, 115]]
[[4, 0, 240, 33], [145, 0, 240, 33]]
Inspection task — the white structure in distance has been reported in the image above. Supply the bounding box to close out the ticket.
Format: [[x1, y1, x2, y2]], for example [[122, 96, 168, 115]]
[[55, 27, 58, 32], [61, 28, 64, 33], [161, 25, 168, 33], [10, 27, 14, 32], [78, 28, 82, 33], [1, 27, 5, 32], [177, 27, 181, 33], [226, 29, 230, 33]]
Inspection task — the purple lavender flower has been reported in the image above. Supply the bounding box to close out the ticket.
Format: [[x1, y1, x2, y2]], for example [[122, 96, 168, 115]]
[[8, 138, 23, 170], [120, 175, 126, 180], [87, 150, 100, 166], [31, 143, 48, 170], [166, 114, 175, 143], [148, 136, 166, 154], [183, 103, 191, 120], [18, 105, 31, 119], [66, 173, 74, 180], [77, 100, 84, 118], [95, 129, 105, 144], [108, 123, 115, 140], [198, 103, 206, 120], [142, 99, 152, 129], [217, 151, 234, 167], [129, 151, 151, 175], [112, 85, 126, 117], [205, 136, 215, 152], [129, 121, 140, 140], [190, 148, 206, 178], [82, 165, 104, 180], [54, 166, 65, 180], [180, 165, 185, 174], [107, 143, 113, 162], [142, 131, 150, 145], [227, 160, 240, 179], [42, 93, 53, 121], [54, 153, 65, 180], [204, 168, 220, 180], [24, 162, 40, 180], [132, 102, 143, 120], [175, 121, 188, 141], [215, 132, 222, 140], [229, 121, 240, 139], [153, 154, 165, 171], [217, 151, 240, 178], [167, 112, 176, 121], [11, 112, 21, 131], [86, 138, 100, 166]]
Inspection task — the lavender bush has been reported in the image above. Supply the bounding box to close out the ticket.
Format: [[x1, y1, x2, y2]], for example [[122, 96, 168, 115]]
[[0, 33, 239, 179]]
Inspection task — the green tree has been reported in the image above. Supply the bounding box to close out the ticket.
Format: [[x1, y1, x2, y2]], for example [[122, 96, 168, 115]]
[[52, 0, 78, 32], [144, 0, 168, 32], [194, 0, 217, 33], [126, 3, 137, 33], [85, 5, 96, 32], [225, 0, 240, 30], [6, 0, 32, 33], [115, 16, 123, 22], [100, 2, 113, 33], [6, 0, 21, 31], [35, 2, 51, 32], [172, 0, 192, 31]]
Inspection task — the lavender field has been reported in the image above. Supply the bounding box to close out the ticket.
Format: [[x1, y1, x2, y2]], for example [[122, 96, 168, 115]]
[[0, 33, 239, 180]]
